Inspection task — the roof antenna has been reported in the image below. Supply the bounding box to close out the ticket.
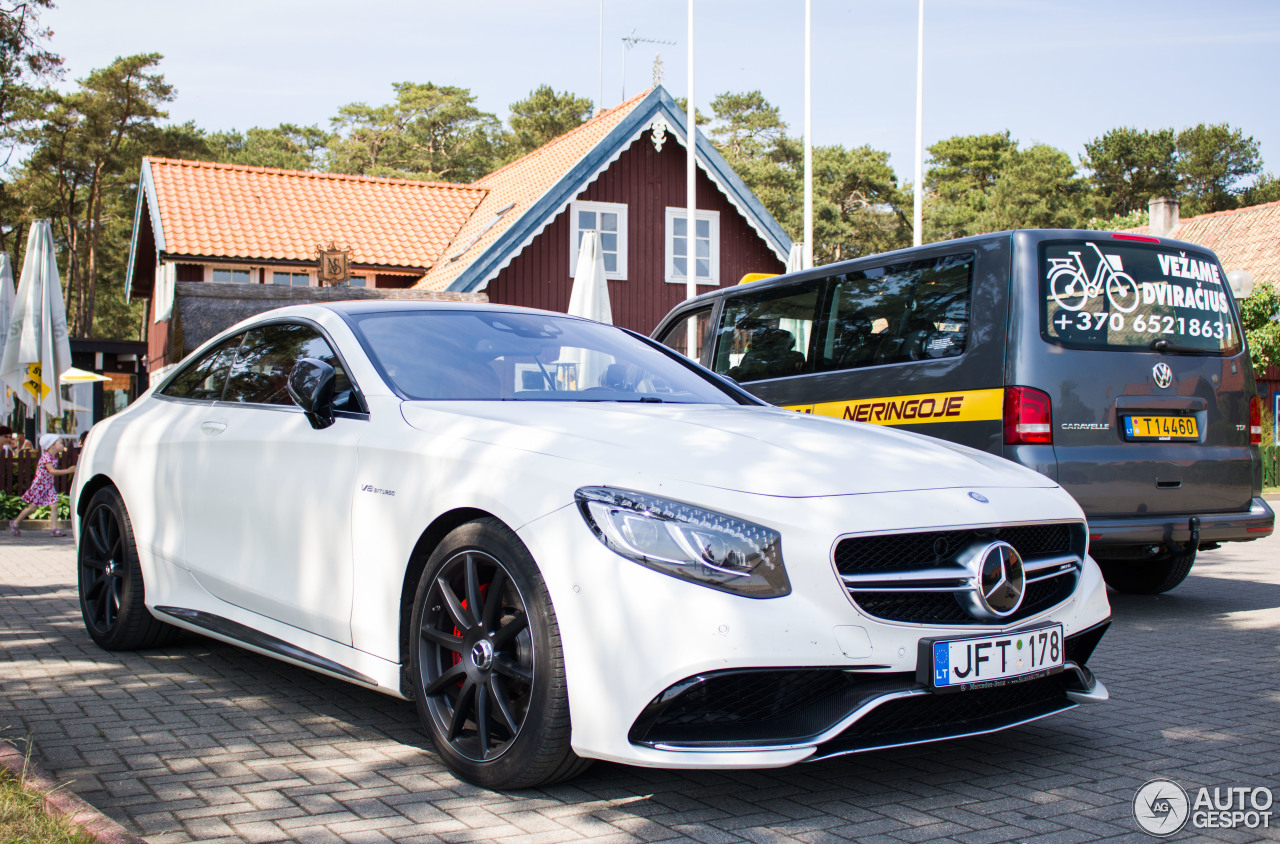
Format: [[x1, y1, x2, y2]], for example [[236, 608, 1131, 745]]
[[621, 30, 676, 101]]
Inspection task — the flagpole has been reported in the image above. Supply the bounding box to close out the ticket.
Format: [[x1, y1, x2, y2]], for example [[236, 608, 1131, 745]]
[[802, 0, 813, 270], [913, 0, 925, 247], [686, 0, 696, 303], [598, 0, 605, 113]]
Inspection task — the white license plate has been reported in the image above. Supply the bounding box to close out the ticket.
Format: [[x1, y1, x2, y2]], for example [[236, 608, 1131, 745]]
[[930, 624, 1064, 690]]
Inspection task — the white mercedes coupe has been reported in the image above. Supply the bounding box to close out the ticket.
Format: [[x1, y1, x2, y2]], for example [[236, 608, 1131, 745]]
[[73, 302, 1110, 789]]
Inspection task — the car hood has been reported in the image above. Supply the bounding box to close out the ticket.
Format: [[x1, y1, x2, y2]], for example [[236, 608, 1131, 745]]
[[400, 401, 1054, 498]]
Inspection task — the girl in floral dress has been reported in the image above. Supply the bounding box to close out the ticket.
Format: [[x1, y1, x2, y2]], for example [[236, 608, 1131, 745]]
[[10, 434, 76, 537]]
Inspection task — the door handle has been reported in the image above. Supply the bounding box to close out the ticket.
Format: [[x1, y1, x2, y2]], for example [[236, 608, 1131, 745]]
[[200, 421, 227, 436]]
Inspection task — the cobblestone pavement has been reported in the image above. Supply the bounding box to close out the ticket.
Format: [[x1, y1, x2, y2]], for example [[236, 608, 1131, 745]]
[[2, 528, 1278, 844]]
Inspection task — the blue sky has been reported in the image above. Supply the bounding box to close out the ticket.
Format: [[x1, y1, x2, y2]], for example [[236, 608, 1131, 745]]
[[45, 0, 1280, 185]]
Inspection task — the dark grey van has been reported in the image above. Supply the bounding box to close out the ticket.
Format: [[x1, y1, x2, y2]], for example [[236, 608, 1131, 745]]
[[652, 229, 1274, 594]]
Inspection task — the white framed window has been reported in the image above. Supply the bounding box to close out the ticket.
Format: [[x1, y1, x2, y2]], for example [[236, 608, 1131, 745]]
[[271, 271, 311, 286], [347, 275, 367, 288], [664, 207, 720, 286], [569, 200, 627, 280], [210, 266, 257, 284]]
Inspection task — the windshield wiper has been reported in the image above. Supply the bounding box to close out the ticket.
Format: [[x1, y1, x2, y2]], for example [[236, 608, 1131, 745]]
[[1148, 338, 1217, 354]]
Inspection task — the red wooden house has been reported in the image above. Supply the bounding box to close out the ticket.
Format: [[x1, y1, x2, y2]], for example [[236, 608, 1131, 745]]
[[414, 86, 791, 333], [125, 86, 790, 372]]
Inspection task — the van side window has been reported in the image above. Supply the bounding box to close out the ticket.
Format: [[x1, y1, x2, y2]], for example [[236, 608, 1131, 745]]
[[712, 285, 820, 383], [656, 308, 711, 361], [820, 254, 973, 371]]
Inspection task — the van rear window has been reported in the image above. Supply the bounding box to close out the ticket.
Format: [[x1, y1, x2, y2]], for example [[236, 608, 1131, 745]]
[[1040, 240, 1241, 354]]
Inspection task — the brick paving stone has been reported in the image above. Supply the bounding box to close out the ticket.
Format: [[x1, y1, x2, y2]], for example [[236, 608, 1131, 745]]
[[4, 530, 1280, 842]]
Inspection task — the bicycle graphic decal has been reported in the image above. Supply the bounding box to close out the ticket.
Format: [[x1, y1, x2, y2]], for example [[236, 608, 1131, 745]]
[[1043, 242, 1239, 351], [1046, 242, 1140, 313]]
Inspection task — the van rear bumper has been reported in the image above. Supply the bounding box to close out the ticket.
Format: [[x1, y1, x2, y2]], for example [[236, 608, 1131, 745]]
[[1088, 497, 1274, 549]]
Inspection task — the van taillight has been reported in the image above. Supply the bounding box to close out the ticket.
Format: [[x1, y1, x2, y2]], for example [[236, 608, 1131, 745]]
[[1004, 387, 1053, 445], [1251, 396, 1263, 445]]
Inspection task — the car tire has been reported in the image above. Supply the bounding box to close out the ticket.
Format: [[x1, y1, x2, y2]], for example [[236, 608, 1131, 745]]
[[1098, 548, 1197, 594], [410, 518, 591, 789], [78, 486, 179, 650]]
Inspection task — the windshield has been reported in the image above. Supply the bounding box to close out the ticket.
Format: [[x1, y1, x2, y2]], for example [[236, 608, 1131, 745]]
[[351, 310, 742, 404], [1040, 239, 1242, 354]]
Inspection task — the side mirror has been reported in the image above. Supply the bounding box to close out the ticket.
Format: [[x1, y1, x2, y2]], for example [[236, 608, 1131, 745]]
[[288, 357, 336, 430]]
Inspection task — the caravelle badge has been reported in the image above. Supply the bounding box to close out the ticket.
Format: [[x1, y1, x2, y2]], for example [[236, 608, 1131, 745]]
[[1153, 362, 1174, 389], [316, 241, 351, 286]]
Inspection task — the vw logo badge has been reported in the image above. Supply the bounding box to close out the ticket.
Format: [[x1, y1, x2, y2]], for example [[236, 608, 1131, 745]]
[[1152, 362, 1174, 389], [958, 541, 1026, 620], [968, 492, 989, 503]]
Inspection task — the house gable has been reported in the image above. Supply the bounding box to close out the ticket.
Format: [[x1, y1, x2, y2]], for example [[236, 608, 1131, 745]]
[[484, 127, 785, 334], [424, 86, 792, 295]]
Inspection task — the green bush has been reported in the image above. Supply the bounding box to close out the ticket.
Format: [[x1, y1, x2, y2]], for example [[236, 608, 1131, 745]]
[[0, 492, 70, 521]]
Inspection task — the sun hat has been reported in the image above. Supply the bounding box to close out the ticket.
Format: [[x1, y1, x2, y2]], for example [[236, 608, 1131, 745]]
[[39, 434, 60, 451]]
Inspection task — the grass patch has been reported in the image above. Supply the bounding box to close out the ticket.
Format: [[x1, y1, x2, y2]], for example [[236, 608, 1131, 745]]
[[0, 752, 93, 844]]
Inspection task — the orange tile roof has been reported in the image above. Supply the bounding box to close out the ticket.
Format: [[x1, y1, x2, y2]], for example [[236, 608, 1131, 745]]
[[1127, 199, 1280, 290], [416, 91, 652, 291], [146, 158, 488, 269]]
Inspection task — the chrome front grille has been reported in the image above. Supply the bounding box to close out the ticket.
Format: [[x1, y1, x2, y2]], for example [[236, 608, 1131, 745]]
[[835, 523, 1085, 625]]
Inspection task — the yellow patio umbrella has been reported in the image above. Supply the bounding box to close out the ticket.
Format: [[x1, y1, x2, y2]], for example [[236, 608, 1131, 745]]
[[60, 366, 110, 383]]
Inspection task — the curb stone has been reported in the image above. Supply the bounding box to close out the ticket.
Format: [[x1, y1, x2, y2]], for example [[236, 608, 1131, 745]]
[[7, 519, 73, 532], [0, 738, 147, 844]]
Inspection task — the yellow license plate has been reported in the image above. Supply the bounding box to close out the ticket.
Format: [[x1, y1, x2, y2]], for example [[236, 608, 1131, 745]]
[[1124, 415, 1199, 441]]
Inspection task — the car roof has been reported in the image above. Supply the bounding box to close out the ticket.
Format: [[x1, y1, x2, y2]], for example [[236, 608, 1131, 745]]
[[305, 299, 587, 319]]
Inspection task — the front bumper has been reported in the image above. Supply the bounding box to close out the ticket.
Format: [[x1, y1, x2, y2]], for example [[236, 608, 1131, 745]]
[[1088, 496, 1274, 549], [627, 621, 1110, 758], [516, 484, 1112, 770]]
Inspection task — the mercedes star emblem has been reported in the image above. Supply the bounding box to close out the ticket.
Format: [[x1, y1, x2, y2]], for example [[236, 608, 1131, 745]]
[[958, 540, 1026, 620], [1152, 362, 1174, 389]]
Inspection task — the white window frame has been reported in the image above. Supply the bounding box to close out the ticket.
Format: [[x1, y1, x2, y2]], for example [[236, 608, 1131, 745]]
[[569, 200, 628, 281], [664, 207, 720, 286]]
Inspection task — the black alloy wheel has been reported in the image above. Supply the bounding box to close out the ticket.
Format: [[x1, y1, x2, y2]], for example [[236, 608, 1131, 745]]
[[78, 486, 177, 650], [410, 518, 588, 789], [421, 548, 533, 760]]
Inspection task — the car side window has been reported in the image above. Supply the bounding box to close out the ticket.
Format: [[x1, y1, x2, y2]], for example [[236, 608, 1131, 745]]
[[656, 308, 711, 361], [159, 335, 244, 401], [711, 285, 820, 383], [222, 322, 361, 411], [819, 254, 973, 372]]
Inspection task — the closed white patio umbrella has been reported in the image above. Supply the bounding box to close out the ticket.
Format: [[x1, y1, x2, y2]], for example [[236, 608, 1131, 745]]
[[0, 221, 73, 428], [562, 231, 613, 391], [567, 230, 613, 325], [0, 254, 15, 421], [786, 242, 803, 274]]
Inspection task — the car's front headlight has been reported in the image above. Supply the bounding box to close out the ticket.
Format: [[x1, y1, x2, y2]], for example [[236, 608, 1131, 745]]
[[575, 486, 790, 598]]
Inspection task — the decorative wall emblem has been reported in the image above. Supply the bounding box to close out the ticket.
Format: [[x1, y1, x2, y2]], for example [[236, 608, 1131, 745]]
[[316, 241, 351, 286], [650, 119, 670, 154]]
